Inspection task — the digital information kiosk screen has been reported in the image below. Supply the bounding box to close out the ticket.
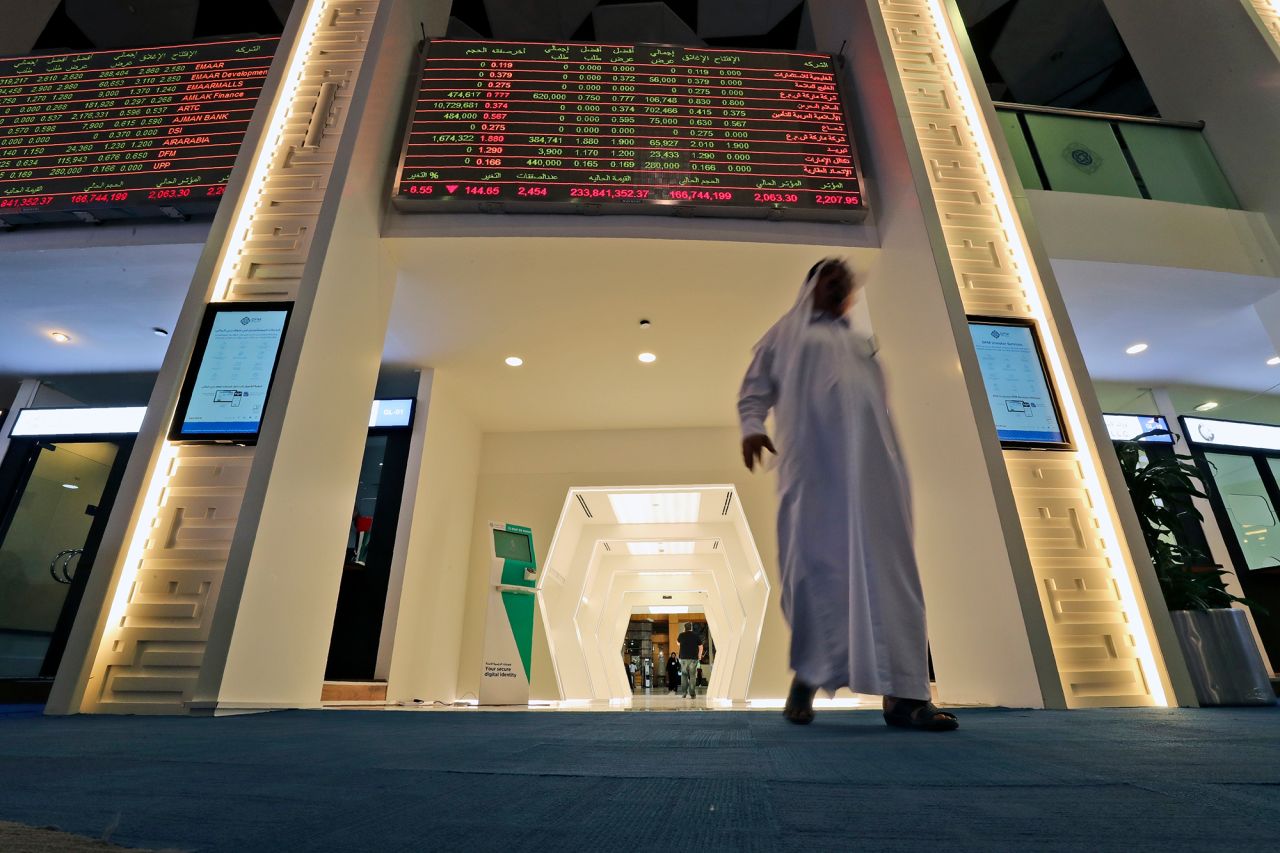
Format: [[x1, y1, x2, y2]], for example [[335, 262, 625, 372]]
[[969, 319, 1070, 448], [493, 528, 533, 564], [0, 37, 277, 226], [171, 303, 291, 442], [394, 40, 864, 221]]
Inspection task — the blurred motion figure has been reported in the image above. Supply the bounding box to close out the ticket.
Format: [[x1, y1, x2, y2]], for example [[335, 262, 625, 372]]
[[737, 259, 957, 731]]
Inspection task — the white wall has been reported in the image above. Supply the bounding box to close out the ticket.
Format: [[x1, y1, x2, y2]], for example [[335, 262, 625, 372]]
[[384, 370, 483, 703], [1029, 191, 1280, 277]]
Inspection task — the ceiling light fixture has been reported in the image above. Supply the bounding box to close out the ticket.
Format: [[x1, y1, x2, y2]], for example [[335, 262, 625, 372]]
[[1268, 356, 1280, 366], [608, 492, 701, 524], [1124, 343, 1148, 355], [50, 332, 70, 343], [1194, 401, 1219, 412], [62, 483, 79, 490], [505, 356, 523, 367], [152, 327, 169, 337], [638, 352, 657, 363]]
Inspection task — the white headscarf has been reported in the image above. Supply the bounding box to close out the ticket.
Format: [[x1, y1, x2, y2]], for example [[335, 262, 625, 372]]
[[750, 258, 846, 404]]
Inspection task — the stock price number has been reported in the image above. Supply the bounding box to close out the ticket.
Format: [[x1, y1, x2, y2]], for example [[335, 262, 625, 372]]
[[669, 189, 733, 201]]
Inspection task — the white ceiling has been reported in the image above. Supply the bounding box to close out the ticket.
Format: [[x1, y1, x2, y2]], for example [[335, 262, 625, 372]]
[[1052, 258, 1280, 391], [6, 231, 1280, 428], [381, 236, 861, 431], [0, 235, 199, 377]]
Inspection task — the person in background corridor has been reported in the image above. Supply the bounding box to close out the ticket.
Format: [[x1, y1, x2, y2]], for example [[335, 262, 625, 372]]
[[737, 258, 958, 731], [667, 651, 681, 694], [676, 623, 703, 700]]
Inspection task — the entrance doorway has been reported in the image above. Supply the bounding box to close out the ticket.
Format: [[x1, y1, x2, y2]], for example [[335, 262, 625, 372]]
[[325, 417, 414, 682], [623, 611, 713, 696], [539, 485, 768, 706], [0, 437, 132, 697]]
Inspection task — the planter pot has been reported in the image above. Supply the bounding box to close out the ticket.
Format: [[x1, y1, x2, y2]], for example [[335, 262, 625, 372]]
[[1169, 609, 1276, 707]]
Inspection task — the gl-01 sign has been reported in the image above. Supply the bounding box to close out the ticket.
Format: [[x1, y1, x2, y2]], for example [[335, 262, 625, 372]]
[[394, 40, 866, 222], [0, 37, 277, 226]]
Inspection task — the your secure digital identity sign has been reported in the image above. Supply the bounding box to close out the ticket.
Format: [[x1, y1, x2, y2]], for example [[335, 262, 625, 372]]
[[394, 39, 865, 221], [171, 303, 291, 442], [969, 319, 1069, 449]]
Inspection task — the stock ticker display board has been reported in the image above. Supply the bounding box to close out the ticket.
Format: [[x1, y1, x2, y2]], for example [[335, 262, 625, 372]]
[[0, 37, 277, 226], [394, 40, 866, 222]]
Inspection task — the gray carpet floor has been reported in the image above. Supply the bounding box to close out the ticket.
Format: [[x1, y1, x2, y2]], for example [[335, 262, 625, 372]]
[[1, 706, 1278, 852]]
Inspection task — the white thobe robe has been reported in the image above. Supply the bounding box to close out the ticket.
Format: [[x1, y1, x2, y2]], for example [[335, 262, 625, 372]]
[[738, 282, 930, 700]]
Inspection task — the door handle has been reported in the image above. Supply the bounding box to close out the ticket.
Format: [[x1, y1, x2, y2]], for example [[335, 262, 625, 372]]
[[48, 549, 84, 584]]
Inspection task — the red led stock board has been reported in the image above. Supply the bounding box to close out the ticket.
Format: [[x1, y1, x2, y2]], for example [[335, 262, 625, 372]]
[[0, 37, 277, 226], [394, 40, 866, 222]]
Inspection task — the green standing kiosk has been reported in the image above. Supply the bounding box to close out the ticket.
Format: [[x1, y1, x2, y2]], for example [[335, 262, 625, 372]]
[[479, 522, 538, 705]]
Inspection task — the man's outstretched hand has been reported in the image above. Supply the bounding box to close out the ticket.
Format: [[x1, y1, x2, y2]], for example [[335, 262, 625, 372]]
[[742, 433, 777, 471]]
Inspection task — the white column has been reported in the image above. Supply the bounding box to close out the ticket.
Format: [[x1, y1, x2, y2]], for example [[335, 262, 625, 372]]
[[383, 371, 484, 705], [814, 0, 1199, 707], [48, 0, 437, 715]]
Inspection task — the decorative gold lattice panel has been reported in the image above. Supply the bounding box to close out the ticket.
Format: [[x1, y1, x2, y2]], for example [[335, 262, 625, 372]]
[[877, 0, 1161, 706]]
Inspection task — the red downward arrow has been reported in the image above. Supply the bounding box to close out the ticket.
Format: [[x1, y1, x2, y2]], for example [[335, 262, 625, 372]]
[[446, 184, 459, 193]]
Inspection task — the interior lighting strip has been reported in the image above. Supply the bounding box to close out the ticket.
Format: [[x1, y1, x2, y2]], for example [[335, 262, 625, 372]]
[[1247, 1, 1280, 51], [210, 0, 332, 303], [887, 0, 1170, 706]]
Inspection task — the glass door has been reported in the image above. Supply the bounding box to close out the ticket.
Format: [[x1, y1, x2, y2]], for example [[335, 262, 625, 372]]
[[1204, 453, 1280, 569], [1200, 451, 1280, 667], [0, 441, 121, 679]]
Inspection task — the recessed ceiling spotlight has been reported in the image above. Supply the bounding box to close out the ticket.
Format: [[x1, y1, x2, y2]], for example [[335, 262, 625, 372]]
[[62, 483, 79, 490], [152, 327, 169, 337], [1194, 401, 1219, 412], [1268, 356, 1280, 366], [638, 352, 657, 363], [50, 331, 71, 343], [1125, 343, 1148, 355], [505, 356, 523, 367]]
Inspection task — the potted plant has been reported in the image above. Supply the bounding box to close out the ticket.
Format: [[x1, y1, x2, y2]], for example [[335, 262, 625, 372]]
[[1114, 431, 1275, 706]]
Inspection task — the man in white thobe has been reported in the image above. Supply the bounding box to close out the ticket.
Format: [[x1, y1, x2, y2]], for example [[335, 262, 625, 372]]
[[738, 259, 957, 731]]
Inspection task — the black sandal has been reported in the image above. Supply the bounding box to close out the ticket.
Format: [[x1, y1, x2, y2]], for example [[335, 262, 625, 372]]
[[883, 699, 958, 732], [783, 678, 817, 725]]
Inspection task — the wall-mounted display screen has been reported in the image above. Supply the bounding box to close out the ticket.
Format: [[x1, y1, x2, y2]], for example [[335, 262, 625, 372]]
[[368, 398, 414, 428], [969, 319, 1070, 448], [394, 39, 864, 222], [10, 406, 147, 437], [0, 37, 276, 226], [1183, 417, 1280, 453], [1103, 414, 1174, 443], [493, 528, 533, 563], [170, 302, 291, 442]]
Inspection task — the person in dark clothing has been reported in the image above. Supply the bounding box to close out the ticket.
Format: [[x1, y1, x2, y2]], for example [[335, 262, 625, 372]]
[[666, 652, 680, 693], [676, 624, 703, 699]]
